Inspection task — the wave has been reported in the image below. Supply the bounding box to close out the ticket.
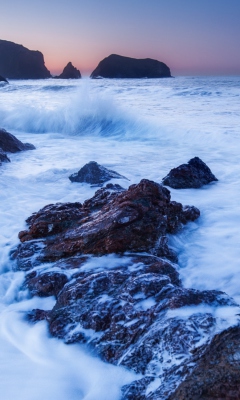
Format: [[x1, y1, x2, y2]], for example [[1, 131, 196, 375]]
[[0, 84, 152, 140]]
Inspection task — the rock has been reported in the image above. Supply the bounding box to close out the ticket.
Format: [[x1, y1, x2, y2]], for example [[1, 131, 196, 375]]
[[0, 128, 35, 153], [162, 157, 218, 189], [0, 147, 10, 164], [16, 179, 200, 266], [90, 54, 171, 79], [0, 74, 8, 83], [167, 325, 240, 400], [55, 62, 81, 79], [13, 178, 240, 399], [0, 39, 51, 79], [69, 161, 128, 185], [24, 270, 68, 297]]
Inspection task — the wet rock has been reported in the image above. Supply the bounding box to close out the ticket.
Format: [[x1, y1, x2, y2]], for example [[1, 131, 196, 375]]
[[0, 74, 8, 83], [16, 179, 200, 265], [69, 161, 128, 185], [0, 147, 10, 164], [167, 325, 240, 400], [90, 54, 171, 79], [24, 270, 68, 297], [0, 39, 51, 79], [55, 62, 81, 79], [0, 128, 35, 153], [162, 157, 218, 189]]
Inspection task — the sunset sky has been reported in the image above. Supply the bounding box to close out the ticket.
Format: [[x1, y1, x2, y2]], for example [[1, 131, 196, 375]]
[[1, 0, 240, 76]]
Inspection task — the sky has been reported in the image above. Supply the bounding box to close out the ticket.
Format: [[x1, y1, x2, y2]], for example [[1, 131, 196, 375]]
[[1, 0, 240, 76]]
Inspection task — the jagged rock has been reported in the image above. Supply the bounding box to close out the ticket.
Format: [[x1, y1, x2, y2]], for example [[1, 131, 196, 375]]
[[0, 74, 8, 83], [13, 177, 240, 399], [0, 147, 10, 165], [24, 270, 68, 297], [162, 157, 218, 189], [167, 325, 240, 400], [56, 62, 81, 79], [0, 39, 51, 79], [90, 54, 171, 79], [69, 161, 128, 185], [16, 179, 200, 266], [0, 128, 35, 153]]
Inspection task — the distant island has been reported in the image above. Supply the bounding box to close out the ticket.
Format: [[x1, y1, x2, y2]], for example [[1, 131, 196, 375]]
[[54, 62, 81, 79], [0, 40, 51, 79], [0, 40, 171, 80], [90, 54, 171, 78]]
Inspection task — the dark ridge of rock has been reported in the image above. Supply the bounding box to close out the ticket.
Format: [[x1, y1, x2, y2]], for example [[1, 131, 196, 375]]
[[13, 177, 240, 399], [0, 147, 10, 164], [0, 39, 51, 79], [162, 157, 218, 189], [22, 253, 239, 400], [69, 161, 128, 185], [0, 74, 8, 83], [0, 128, 35, 153], [16, 179, 200, 267], [167, 325, 240, 400], [90, 54, 171, 79], [55, 62, 81, 79]]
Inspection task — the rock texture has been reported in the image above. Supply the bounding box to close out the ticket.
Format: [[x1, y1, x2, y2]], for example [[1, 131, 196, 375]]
[[0, 128, 35, 153], [69, 161, 128, 185], [16, 179, 200, 267], [162, 157, 218, 189], [0, 39, 51, 79], [55, 62, 81, 79], [0, 74, 8, 83], [90, 54, 171, 79], [12, 179, 240, 399]]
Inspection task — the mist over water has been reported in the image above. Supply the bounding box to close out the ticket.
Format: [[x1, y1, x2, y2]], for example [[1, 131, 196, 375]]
[[0, 76, 240, 398]]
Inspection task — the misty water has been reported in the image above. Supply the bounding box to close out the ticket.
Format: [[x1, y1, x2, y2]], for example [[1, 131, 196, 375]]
[[0, 76, 240, 399]]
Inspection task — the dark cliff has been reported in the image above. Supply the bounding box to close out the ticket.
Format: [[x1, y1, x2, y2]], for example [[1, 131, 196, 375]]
[[0, 40, 51, 79], [90, 54, 171, 78]]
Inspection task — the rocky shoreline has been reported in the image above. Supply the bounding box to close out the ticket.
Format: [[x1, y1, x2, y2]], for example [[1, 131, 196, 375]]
[[10, 174, 240, 399]]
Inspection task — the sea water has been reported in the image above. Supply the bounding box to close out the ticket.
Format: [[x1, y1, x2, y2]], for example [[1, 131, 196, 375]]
[[0, 76, 239, 399]]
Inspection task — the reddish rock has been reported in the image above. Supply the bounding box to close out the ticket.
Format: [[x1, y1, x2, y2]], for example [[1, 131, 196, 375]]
[[16, 179, 200, 266]]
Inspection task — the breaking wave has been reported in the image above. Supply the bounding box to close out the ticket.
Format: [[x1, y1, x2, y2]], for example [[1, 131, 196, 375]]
[[0, 82, 151, 139]]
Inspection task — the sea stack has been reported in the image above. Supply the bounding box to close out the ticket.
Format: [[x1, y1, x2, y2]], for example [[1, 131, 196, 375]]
[[0, 39, 51, 79], [56, 62, 81, 79], [90, 54, 171, 78]]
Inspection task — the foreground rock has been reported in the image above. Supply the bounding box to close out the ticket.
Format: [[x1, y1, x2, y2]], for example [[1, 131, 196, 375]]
[[17, 179, 200, 266], [0, 74, 8, 83], [90, 54, 171, 78], [0, 128, 35, 153], [69, 161, 128, 185], [162, 157, 218, 189], [55, 62, 81, 79], [0, 39, 51, 79], [13, 179, 240, 398], [0, 148, 10, 165]]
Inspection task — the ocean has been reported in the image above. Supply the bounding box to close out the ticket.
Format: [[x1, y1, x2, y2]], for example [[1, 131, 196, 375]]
[[0, 76, 239, 399]]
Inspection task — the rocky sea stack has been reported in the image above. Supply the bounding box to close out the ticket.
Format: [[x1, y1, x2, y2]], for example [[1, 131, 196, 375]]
[[90, 54, 171, 79], [55, 62, 81, 79], [0, 39, 51, 79]]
